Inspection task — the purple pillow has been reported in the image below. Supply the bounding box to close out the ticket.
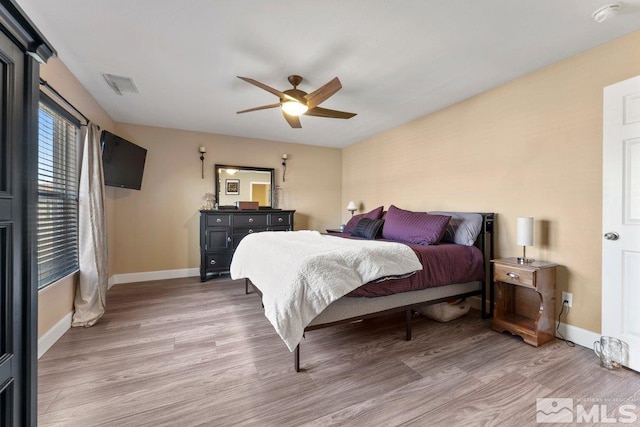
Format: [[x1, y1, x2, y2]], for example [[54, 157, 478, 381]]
[[381, 205, 451, 245], [343, 206, 384, 234]]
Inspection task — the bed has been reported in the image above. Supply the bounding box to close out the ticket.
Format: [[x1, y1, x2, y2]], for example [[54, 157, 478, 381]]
[[231, 207, 495, 371]]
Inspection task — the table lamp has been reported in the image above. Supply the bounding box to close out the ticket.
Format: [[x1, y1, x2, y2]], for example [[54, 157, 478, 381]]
[[517, 217, 534, 264]]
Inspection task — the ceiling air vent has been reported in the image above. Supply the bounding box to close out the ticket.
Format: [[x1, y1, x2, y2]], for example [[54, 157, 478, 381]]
[[102, 73, 139, 95]]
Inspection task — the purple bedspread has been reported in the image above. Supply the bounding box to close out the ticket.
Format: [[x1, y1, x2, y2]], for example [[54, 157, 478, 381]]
[[331, 234, 484, 298]]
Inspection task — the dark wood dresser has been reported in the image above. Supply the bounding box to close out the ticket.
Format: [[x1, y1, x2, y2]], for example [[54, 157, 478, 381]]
[[199, 209, 295, 281]]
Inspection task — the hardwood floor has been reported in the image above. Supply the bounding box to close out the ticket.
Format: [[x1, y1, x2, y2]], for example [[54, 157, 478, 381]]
[[38, 276, 640, 426]]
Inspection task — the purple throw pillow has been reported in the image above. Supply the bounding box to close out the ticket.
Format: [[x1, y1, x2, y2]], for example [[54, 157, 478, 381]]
[[343, 206, 384, 234], [381, 205, 451, 245]]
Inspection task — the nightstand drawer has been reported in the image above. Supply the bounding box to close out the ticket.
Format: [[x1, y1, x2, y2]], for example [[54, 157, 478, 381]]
[[494, 264, 536, 288]]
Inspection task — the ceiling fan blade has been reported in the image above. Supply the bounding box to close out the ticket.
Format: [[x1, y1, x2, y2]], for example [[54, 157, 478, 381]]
[[237, 103, 281, 114], [282, 111, 302, 128], [305, 106, 356, 119], [304, 77, 342, 109], [237, 76, 297, 102]]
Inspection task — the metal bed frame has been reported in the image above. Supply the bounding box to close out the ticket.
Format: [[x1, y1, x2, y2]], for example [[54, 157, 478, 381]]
[[245, 212, 495, 372]]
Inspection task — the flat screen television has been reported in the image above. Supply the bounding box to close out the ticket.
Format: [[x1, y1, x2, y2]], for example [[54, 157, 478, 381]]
[[101, 130, 147, 190]]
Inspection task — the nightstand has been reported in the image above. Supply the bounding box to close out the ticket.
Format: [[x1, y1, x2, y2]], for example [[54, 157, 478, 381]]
[[491, 258, 558, 346]]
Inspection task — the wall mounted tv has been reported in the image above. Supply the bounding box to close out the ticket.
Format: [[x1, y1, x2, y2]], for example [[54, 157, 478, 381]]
[[101, 130, 147, 190]]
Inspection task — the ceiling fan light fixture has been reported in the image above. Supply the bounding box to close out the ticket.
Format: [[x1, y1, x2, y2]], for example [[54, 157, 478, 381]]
[[281, 100, 308, 116]]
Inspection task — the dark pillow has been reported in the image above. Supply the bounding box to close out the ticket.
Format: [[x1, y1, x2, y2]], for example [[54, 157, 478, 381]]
[[351, 218, 385, 240], [381, 205, 451, 245], [343, 206, 384, 234]]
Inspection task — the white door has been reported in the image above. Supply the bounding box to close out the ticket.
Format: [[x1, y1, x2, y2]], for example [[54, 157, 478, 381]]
[[602, 75, 640, 372]]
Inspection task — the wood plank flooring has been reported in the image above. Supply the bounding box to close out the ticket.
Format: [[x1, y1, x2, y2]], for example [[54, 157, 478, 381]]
[[38, 276, 640, 426]]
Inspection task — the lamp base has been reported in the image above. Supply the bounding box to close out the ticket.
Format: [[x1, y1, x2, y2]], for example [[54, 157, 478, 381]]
[[517, 246, 534, 264]]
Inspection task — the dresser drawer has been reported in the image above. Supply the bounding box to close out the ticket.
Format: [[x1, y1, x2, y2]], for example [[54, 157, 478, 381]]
[[233, 214, 268, 227], [269, 212, 292, 227], [233, 227, 268, 248], [494, 264, 536, 288], [205, 252, 232, 271], [205, 213, 232, 227]]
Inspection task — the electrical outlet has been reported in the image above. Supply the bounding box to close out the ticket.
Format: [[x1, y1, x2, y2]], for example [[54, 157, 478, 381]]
[[562, 291, 573, 308]]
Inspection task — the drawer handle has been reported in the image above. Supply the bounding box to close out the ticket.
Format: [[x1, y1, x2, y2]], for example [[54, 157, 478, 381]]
[[248, 229, 254, 233], [278, 217, 283, 222], [227, 237, 231, 242], [506, 272, 519, 279], [249, 218, 254, 223], [210, 260, 216, 265], [216, 218, 222, 223]]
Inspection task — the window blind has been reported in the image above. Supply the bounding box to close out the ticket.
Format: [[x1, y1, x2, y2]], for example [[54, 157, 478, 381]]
[[37, 95, 80, 289]]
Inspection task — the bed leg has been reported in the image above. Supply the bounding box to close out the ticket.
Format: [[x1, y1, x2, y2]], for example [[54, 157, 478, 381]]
[[245, 279, 249, 294], [294, 345, 300, 372], [405, 308, 412, 341]]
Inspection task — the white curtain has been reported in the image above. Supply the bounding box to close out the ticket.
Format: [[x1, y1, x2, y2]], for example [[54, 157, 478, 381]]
[[72, 123, 108, 327]]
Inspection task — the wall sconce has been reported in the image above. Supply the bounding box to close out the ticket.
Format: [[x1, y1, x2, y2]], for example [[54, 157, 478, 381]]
[[199, 146, 206, 179], [282, 153, 288, 182], [346, 201, 357, 216], [516, 217, 534, 264]]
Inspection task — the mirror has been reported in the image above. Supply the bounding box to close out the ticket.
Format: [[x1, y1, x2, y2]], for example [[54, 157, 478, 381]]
[[215, 164, 275, 208]]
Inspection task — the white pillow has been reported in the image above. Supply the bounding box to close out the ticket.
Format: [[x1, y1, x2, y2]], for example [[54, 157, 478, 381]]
[[427, 211, 483, 246]]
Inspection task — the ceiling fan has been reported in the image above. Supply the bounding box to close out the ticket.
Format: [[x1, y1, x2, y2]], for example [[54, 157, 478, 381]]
[[236, 75, 356, 128]]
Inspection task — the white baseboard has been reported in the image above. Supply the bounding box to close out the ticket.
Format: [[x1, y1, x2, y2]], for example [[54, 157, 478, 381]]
[[111, 268, 200, 285], [556, 321, 600, 350], [38, 311, 73, 359], [469, 296, 598, 350]]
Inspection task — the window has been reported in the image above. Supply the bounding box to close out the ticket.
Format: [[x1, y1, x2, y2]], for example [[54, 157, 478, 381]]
[[37, 94, 80, 289]]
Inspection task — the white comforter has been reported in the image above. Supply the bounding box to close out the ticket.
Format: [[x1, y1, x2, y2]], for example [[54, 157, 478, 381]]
[[230, 230, 422, 351]]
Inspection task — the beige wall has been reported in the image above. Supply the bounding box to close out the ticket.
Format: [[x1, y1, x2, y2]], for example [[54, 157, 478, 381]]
[[343, 30, 640, 334], [37, 274, 75, 337], [38, 58, 117, 338], [111, 123, 342, 275]]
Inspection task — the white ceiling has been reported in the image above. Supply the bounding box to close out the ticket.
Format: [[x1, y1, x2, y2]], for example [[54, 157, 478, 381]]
[[16, 0, 640, 148]]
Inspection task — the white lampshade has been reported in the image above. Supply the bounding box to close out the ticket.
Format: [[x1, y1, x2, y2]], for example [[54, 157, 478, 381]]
[[346, 201, 357, 212], [516, 217, 534, 246]]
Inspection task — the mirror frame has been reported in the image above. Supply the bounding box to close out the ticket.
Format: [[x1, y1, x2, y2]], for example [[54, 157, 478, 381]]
[[214, 164, 275, 209]]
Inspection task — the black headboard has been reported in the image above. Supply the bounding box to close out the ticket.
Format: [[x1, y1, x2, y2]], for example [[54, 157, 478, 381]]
[[474, 212, 495, 318]]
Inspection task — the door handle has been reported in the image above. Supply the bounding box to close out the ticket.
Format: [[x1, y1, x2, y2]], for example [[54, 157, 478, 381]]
[[604, 232, 619, 241]]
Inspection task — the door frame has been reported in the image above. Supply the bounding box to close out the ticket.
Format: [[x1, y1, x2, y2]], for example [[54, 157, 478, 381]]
[[0, 1, 56, 425]]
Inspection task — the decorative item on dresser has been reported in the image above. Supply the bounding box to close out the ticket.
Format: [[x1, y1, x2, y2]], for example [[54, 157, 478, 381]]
[[199, 209, 295, 281], [491, 258, 558, 346]]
